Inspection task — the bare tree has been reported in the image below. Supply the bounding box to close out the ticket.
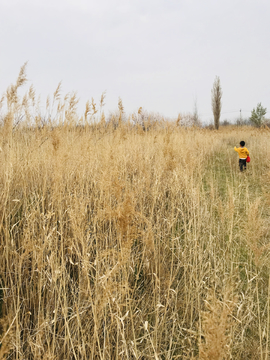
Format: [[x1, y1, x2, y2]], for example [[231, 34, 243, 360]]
[[211, 76, 222, 130], [192, 98, 201, 126]]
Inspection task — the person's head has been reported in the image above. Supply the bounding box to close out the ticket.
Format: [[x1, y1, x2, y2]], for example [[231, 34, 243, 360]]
[[240, 141, 245, 147]]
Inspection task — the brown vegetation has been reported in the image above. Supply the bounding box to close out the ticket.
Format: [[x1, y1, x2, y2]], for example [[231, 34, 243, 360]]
[[1, 67, 270, 359]]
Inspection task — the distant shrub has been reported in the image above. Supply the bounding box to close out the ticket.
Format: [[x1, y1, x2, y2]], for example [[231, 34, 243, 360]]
[[236, 118, 252, 126], [177, 112, 202, 127], [205, 124, 215, 130], [263, 119, 270, 128], [221, 120, 230, 126]]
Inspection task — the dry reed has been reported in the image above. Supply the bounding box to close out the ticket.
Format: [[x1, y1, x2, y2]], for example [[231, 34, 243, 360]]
[[0, 68, 270, 359]]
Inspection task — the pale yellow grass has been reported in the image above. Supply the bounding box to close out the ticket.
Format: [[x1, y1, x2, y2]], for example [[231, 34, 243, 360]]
[[1, 67, 270, 359]]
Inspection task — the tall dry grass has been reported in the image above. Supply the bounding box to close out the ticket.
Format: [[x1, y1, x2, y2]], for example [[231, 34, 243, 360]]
[[1, 67, 270, 359]]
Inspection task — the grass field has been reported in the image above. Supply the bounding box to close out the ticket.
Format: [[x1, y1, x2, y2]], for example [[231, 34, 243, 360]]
[[1, 123, 270, 359], [1, 68, 270, 359]]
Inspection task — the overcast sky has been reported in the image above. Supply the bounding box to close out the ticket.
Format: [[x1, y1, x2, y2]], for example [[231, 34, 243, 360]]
[[1, 0, 269, 123]]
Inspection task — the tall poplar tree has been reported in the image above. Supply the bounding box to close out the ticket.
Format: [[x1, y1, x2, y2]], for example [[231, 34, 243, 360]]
[[211, 76, 222, 130]]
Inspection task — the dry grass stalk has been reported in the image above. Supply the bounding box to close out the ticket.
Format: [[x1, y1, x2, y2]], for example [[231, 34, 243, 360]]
[[199, 289, 237, 360], [0, 68, 270, 359], [0, 315, 16, 359]]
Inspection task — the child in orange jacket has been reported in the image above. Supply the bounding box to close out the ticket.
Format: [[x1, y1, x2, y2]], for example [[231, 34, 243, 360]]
[[234, 141, 249, 171]]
